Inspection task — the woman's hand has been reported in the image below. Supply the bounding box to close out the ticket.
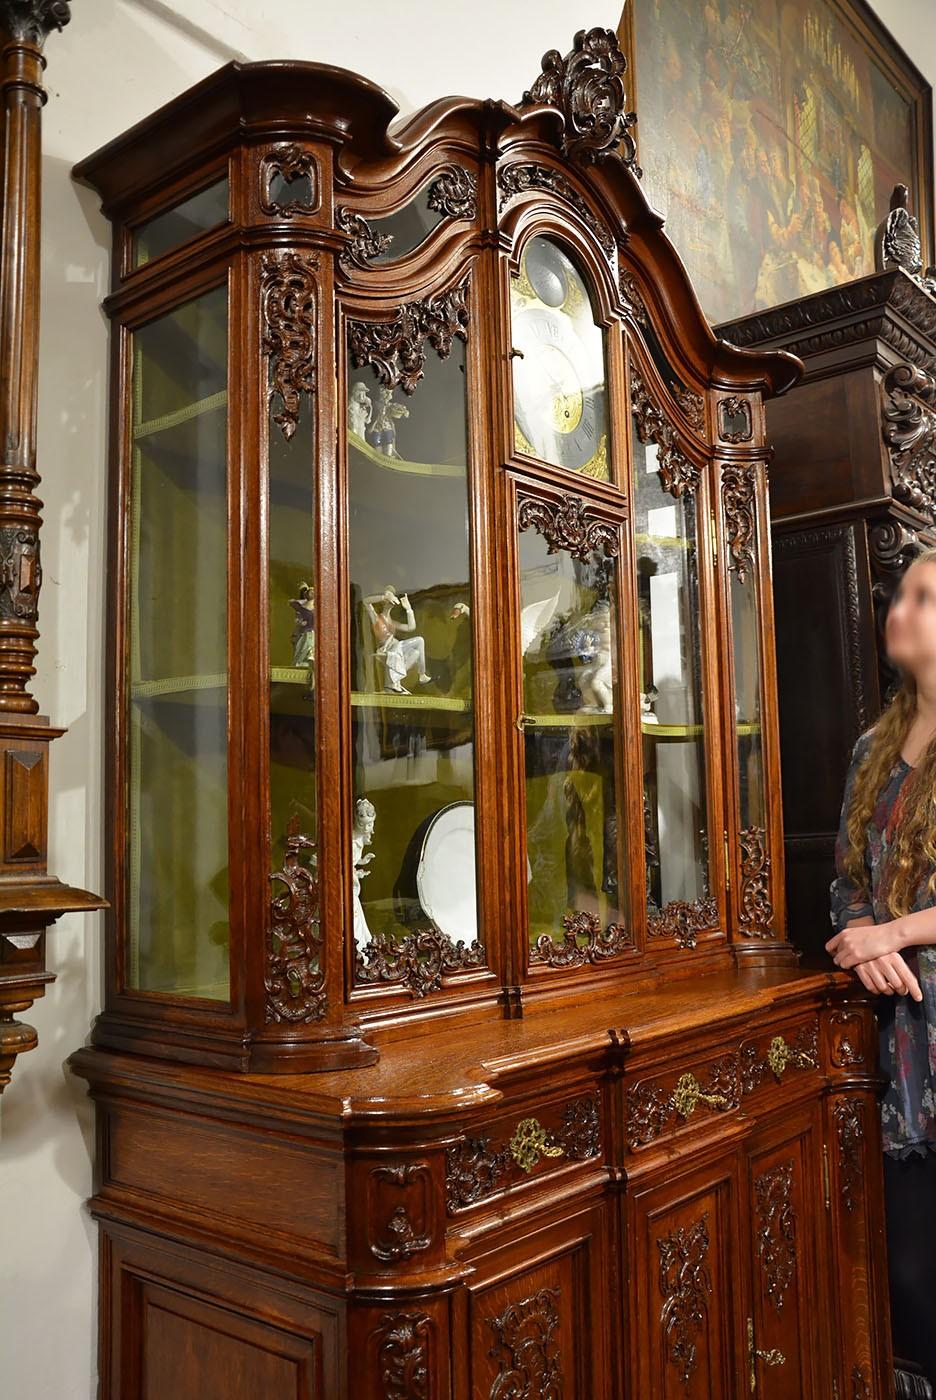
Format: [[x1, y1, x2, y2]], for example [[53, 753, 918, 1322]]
[[850, 951, 922, 1001], [825, 919, 906, 967]]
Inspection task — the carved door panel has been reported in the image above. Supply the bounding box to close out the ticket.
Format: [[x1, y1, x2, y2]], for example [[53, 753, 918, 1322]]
[[627, 1154, 743, 1400], [459, 1202, 612, 1400], [743, 1102, 827, 1399]]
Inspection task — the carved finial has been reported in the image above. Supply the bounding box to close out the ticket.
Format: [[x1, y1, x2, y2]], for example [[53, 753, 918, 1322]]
[[875, 182, 923, 276], [0, 0, 70, 45], [519, 27, 641, 176]]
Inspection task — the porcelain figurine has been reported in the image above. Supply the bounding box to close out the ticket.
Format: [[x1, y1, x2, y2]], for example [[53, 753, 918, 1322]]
[[641, 685, 659, 724], [576, 599, 613, 712], [347, 381, 373, 440], [351, 797, 377, 951], [368, 385, 409, 457], [363, 587, 431, 693], [289, 582, 316, 672]]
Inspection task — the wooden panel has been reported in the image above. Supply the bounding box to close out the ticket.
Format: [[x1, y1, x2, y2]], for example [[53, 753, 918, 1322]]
[[628, 1156, 742, 1400], [3, 746, 45, 864]]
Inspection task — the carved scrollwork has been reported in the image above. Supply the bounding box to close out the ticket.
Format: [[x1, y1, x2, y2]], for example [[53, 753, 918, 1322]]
[[619, 267, 648, 325], [0, 0, 70, 43], [372, 1311, 431, 1400], [368, 1163, 433, 1264], [833, 1095, 865, 1212], [517, 493, 619, 562], [530, 910, 632, 966], [519, 26, 640, 176], [627, 1053, 741, 1149], [265, 821, 326, 1023], [0, 528, 41, 621], [348, 276, 470, 395], [721, 462, 758, 583], [355, 925, 486, 998], [259, 143, 317, 217], [488, 1286, 564, 1400], [427, 164, 478, 220], [658, 1213, 713, 1388], [754, 1160, 796, 1312], [739, 1021, 819, 1094], [882, 362, 936, 522], [335, 205, 393, 272], [717, 394, 753, 444], [630, 368, 701, 497], [738, 826, 774, 938], [673, 383, 705, 433], [260, 249, 318, 441], [646, 896, 719, 948], [497, 162, 617, 256], [829, 1010, 865, 1068]]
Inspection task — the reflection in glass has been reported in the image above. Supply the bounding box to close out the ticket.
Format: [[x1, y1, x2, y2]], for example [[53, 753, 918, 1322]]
[[133, 179, 229, 268], [128, 285, 229, 998], [511, 235, 609, 479], [731, 569, 764, 831], [518, 514, 630, 960], [347, 335, 482, 980], [632, 417, 711, 920]]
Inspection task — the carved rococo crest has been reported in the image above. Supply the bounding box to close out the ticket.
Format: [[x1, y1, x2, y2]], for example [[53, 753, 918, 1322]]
[[355, 925, 485, 998], [260, 249, 318, 441], [630, 368, 701, 497], [517, 492, 619, 561], [646, 896, 719, 948], [265, 820, 326, 1023], [882, 362, 936, 522], [259, 144, 317, 217], [348, 276, 470, 395], [530, 910, 632, 967], [519, 26, 641, 176], [497, 162, 618, 256]]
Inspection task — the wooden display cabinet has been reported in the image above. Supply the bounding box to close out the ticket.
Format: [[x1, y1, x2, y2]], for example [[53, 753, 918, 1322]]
[[69, 29, 895, 1399]]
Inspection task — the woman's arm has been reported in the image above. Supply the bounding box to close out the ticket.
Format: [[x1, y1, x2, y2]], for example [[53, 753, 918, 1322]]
[[828, 732, 875, 933]]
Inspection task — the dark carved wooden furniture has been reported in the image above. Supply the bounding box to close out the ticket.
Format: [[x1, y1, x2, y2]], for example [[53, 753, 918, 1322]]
[[0, 1, 106, 1091], [69, 29, 895, 1398], [718, 268, 936, 965]]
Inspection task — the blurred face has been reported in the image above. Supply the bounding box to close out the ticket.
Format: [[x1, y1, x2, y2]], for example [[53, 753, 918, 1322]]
[[886, 559, 936, 674]]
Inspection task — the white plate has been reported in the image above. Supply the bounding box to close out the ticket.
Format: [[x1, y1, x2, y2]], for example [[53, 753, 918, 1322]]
[[416, 802, 476, 946]]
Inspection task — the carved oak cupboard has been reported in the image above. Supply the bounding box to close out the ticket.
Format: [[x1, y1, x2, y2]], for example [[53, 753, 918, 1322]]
[[69, 30, 895, 1400]]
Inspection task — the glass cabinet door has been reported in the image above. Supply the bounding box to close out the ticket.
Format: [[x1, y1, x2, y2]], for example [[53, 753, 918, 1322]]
[[127, 283, 230, 999], [345, 322, 484, 993], [629, 370, 715, 940], [516, 496, 631, 965]]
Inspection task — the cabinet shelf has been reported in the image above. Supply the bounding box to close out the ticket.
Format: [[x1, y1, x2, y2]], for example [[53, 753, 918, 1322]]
[[348, 429, 465, 478], [133, 388, 228, 441]]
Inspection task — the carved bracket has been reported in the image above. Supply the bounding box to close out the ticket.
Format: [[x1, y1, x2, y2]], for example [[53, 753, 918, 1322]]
[[518, 26, 640, 176], [348, 276, 470, 394]]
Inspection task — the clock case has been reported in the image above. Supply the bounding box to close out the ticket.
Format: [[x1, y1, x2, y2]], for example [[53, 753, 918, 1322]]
[[72, 32, 803, 1075]]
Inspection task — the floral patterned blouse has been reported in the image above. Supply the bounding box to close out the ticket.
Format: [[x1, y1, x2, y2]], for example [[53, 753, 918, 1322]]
[[830, 727, 936, 1159]]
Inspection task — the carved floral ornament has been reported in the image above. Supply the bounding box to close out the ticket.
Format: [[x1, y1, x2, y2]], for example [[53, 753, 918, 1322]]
[[881, 361, 936, 523], [629, 367, 701, 498], [337, 166, 478, 273], [259, 144, 318, 218], [260, 249, 318, 441], [348, 276, 470, 395]]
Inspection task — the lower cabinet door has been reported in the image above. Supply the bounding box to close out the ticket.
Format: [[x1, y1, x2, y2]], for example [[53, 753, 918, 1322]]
[[459, 1200, 612, 1400], [627, 1153, 744, 1400], [744, 1101, 829, 1400]]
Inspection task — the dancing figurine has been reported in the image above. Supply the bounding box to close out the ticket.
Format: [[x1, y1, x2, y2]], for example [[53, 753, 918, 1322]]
[[368, 385, 409, 458], [347, 381, 373, 440], [576, 599, 613, 713], [363, 587, 431, 694], [289, 582, 315, 668], [351, 797, 376, 952]]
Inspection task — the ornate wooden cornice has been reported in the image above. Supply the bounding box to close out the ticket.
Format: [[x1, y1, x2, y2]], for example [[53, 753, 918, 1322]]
[[0, 1, 106, 1093]]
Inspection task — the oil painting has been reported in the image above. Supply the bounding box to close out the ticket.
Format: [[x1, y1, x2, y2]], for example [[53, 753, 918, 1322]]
[[624, 0, 933, 324]]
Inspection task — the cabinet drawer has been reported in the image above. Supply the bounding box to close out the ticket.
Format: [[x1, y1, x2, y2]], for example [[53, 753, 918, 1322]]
[[445, 1089, 602, 1214], [738, 1015, 820, 1106]]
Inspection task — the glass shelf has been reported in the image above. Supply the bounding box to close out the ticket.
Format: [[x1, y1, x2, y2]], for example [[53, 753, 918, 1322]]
[[348, 430, 463, 478], [133, 389, 227, 441]]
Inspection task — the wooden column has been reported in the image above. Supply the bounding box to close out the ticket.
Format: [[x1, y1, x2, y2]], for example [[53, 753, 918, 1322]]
[[0, 0, 105, 1093]]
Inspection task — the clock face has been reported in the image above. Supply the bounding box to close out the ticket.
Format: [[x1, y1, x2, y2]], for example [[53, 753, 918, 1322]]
[[510, 236, 609, 479]]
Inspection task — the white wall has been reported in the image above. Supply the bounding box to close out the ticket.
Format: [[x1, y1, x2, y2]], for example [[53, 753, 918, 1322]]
[[0, 4, 620, 1398]]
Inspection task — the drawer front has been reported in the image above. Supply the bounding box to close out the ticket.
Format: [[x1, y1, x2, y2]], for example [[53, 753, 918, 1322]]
[[625, 1014, 820, 1154], [445, 1088, 603, 1214]]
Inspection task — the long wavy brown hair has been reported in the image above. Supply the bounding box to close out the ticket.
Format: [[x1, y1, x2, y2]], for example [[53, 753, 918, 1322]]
[[841, 547, 936, 918]]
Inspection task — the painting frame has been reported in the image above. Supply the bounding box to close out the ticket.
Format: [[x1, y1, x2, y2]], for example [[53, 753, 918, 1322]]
[[618, 0, 935, 324]]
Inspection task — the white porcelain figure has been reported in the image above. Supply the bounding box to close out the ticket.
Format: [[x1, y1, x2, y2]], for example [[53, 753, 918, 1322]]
[[577, 599, 613, 712], [351, 796, 376, 952], [363, 587, 431, 693], [348, 381, 373, 440], [368, 385, 409, 457]]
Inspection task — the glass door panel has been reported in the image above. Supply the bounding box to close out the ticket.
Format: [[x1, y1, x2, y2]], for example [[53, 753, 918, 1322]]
[[128, 283, 230, 999], [731, 569, 765, 833], [346, 334, 483, 988], [517, 506, 631, 964], [631, 418, 713, 928]]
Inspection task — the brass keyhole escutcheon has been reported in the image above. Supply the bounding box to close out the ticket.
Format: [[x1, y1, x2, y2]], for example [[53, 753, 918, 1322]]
[[508, 1116, 565, 1173], [747, 1316, 785, 1392]]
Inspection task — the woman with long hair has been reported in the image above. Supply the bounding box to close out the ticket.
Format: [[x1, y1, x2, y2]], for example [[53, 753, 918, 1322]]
[[827, 544, 936, 1387]]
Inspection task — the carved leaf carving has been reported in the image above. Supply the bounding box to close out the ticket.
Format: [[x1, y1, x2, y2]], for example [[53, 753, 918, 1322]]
[[348, 277, 470, 394], [265, 822, 326, 1023], [260, 249, 318, 441]]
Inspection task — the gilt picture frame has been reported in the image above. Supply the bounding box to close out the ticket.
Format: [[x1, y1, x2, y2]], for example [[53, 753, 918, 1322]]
[[618, 0, 934, 324]]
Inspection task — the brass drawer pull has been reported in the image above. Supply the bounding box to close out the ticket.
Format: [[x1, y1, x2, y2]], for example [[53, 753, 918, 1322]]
[[767, 1032, 818, 1078], [509, 1116, 565, 1173], [672, 1071, 731, 1119], [747, 1317, 785, 1392]]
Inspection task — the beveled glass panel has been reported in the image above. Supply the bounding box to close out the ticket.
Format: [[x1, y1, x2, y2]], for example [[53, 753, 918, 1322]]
[[133, 178, 229, 268], [510, 235, 609, 479], [731, 568, 765, 831], [347, 337, 480, 972], [632, 419, 710, 914], [269, 388, 316, 864], [518, 521, 629, 953], [128, 284, 229, 998]]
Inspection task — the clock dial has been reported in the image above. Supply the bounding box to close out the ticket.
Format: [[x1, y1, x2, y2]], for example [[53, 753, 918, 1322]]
[[510, 236, 609, 478]]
